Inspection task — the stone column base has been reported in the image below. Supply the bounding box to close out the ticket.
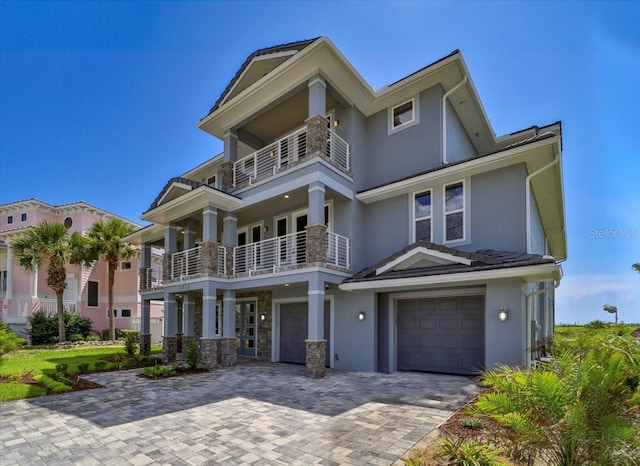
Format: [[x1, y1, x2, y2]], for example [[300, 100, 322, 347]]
[[162, 336, 178, 362], [219, 338, 238, 367], [200, 338, 219, 368], [140, 334, 151, 356], [175, 333, 184, 354], [306, 339, 327, 378]]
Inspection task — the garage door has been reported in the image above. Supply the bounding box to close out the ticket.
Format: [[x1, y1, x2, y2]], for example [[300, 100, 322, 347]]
[[397, 296, 484, 375], [279, 301, 330, 366]]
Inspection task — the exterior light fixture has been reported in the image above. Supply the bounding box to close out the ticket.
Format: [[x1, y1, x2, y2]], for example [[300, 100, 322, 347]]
[[284, 194, 290, 199], [260, 314, 266, 321], [284, 283, 289, 287], [333, 119, 340, 127], [358, 311, 366, 321], [498, 307, 508, 322]]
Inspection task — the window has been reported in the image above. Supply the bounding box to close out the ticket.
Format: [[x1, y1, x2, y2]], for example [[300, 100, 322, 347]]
[[21, 213, 27, 222], [87, 281, 99, 307], [121, 261, 132, 270], [64, 217, 73, 229], [120, 309, 131, 318], [388, 97, 419, 134], [207, 174, 216, 186], [414, 190, 432, 242], [1, 270, 6, 292], [444, 182, 464, 241], [7, 216, 12, 224]]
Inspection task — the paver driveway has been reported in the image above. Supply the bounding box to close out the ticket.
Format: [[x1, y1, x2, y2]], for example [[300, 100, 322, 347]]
[[1, 362, 478, 465]]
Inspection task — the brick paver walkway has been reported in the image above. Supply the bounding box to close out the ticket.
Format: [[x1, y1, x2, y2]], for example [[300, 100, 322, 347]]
[[0, 362, 478, 465]]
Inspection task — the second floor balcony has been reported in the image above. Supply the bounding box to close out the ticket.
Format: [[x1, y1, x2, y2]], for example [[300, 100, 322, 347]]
[[231, 121, 350, 190], [140, 230, 350, 289]]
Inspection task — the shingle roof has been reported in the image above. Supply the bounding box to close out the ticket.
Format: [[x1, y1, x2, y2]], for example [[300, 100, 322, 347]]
[[344, 241, 555, 283], [206, 37, 321, 115]]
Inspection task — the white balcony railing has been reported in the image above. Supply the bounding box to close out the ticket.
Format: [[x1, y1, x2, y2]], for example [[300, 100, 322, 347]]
[[171, 246, 202, 279], [218, 246, 227, 275], [233, 231, 307, 274], [232, 125, 350, 188], [39, 299, 78, 315], [143, 266, 164, 289], [327, 231, 350, 269], [6, 298, 32, 319]]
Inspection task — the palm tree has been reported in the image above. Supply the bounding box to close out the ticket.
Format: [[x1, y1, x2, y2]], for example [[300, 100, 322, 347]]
[[633, 262, 640, 273], [86, 218, 137, 340], [10, 221, 88, 342]]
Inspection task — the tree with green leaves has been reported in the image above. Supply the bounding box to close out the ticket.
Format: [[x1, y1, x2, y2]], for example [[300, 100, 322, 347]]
[[633, 262, 640, 273], [10, 221, 89, 342], [85, 218, 137, 341]]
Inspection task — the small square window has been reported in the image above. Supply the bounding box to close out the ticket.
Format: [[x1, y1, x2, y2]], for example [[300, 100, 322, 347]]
[[121, 309, 131, 318], [7, 216, 13, 224], [21, 213, 27, 222], [389, 97, 419, 134], [121, 261, 132, 270], [207, 174, 216, 186]]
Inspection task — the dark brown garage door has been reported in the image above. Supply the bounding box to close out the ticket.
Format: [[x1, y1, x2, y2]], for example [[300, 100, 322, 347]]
[[279, 301, 330, 366], [397, 296, 484, 375]]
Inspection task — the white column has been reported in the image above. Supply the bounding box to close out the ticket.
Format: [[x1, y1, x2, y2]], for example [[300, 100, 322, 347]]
[[30, 266, 38, 298], [202, 282, 217, 338], [307, 275, 324, 340], [308, 181, 325, 225], [6, 245, 14, 300], [222, 289, 236, 338], [202, 206, 218, 243], [308, 75, 327, 118]]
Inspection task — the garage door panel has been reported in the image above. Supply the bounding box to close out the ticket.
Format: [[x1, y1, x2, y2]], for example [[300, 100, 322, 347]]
[[397, 296, 484, 375], [279, 301, 331, 366]]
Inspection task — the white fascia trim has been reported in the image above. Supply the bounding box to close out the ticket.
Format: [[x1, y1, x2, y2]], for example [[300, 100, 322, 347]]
[[357, 136, 560, 204], [340, 263, 561, 291], [156, 182, 193, 207], [376, 247, 471, 275], [141, 186, 242, 222]]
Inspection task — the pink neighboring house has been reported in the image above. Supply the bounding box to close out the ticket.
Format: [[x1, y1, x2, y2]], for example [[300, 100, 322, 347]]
[[0, 199, 164, 342]]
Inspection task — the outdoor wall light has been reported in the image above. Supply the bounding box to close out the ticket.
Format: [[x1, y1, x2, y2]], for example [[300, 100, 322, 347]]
[[260, 314, 266, 321], [498, 307, 509, 322], [358, 310, 366, 321], [333, 119, 340, 127]]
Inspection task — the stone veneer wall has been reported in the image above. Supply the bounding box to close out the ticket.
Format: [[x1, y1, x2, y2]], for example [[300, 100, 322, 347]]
[[306, 224, 327, 264], [200, 241, 219, 275], [306, 340, 327, 378]]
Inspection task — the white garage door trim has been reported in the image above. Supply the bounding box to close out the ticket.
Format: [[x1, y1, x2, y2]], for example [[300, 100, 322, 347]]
[[272, 295, 334, 368], [388, 287, 485, 373]]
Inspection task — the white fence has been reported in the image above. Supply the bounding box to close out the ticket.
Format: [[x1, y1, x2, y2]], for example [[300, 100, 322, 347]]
[[233, 231, 307, 274]]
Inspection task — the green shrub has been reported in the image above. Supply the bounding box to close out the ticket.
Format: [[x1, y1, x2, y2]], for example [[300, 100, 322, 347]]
[[138, 356, 156, 367], [28, 310, 94, 345], [0, 323, 25, 360], [459, 416, 485, 430], [435, 437, 503, 466], [86, 335, 100, 342], [34, 374, 72, 393], [185, 338, 201, 369], [54, 363, 68, 374], [123, 332, 139, 356], [471, 335, 640, 465], [143, 365, 175, 379], [94, 361, 107, 371], [77, 362, 90, 374], [585, 319, 607, 329]]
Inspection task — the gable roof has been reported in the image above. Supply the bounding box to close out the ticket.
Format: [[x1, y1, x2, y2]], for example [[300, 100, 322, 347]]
[[209, 37, 320, 114], [343, 241, 557, 286], [145, 177, 240, 213]]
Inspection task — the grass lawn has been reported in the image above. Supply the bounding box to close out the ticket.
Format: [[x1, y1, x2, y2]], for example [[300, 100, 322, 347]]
[[0, 345, 161, 402]]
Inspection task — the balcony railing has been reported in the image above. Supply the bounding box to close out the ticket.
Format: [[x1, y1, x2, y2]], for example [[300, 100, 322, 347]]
[[5, 298, 77, 319], [327, 231, 350, 269], [233, 125, 350, 188], [218, 245, 227, 275], [234, 231, 307, 274], [171, 246, 202, 279], [144, 266, 164, 289]]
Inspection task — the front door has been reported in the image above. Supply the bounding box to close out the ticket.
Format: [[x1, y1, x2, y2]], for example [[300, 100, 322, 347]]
[[236, 301, 256, 356]]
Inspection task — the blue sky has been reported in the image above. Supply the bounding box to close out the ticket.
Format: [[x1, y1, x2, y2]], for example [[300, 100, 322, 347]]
[[1, 1, 638, 324]]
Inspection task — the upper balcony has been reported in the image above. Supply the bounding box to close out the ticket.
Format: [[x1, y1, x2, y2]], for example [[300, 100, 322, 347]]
[[139, 230, 350, 290], [231, 123, 350, 190]]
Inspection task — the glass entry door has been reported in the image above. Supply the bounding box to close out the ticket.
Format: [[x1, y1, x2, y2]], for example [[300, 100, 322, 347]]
[[235, 301, 256, 356]]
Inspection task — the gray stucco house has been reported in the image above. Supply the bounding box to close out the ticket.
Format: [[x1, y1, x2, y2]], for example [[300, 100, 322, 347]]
[[128, 37, 565, 377]]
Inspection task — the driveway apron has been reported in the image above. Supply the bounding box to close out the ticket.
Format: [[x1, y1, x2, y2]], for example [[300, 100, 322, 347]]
[[0, 363, 478, 465]]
